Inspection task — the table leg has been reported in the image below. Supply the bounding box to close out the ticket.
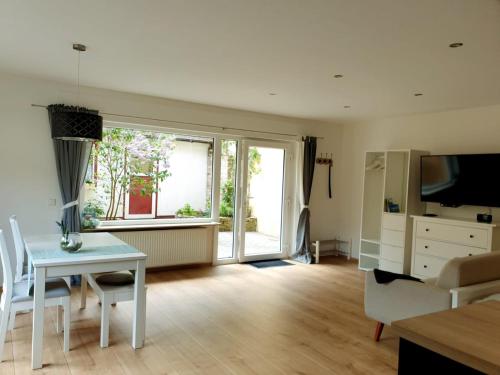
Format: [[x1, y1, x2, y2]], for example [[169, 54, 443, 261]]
[[132, 259, 146, 349], [80, 274, 88, 309], [32, 266, 46, 369]]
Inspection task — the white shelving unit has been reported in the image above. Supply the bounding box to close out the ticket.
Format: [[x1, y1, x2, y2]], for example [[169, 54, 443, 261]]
[[358, 150, 429, 273]]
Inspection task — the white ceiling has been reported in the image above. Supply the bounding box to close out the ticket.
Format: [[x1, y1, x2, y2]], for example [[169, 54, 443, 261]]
[[1, 0, 500, 122]]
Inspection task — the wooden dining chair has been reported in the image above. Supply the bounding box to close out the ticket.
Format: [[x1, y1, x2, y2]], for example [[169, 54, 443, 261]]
[[0, 230, 71, 360], [82, 272, 146, 348]]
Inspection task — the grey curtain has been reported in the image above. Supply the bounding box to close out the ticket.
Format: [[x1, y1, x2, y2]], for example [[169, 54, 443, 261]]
[[293, 136, 317, 264], [53, 140, 92, 232]]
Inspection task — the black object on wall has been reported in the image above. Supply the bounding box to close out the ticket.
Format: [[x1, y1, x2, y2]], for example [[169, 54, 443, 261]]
[[316, 153, 333, 199]]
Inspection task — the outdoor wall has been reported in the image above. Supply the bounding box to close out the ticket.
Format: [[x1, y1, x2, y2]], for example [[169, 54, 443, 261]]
[[0, 72, 342, 281], [250, 147, 285, 237], [336, 103, 500, 259], [157, 140, 210, 216]]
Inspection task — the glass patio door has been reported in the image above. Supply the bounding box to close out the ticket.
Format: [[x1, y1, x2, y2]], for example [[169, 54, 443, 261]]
[[238, 140, 292, 262]]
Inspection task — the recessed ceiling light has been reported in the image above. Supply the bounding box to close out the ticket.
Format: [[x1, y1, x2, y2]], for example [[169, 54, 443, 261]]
[[414, 93, 423, 97], [344, 105, 351, 108], [334, 74, 344, 78], [269, 93, 277, 96], [449, 42, 463, 48]]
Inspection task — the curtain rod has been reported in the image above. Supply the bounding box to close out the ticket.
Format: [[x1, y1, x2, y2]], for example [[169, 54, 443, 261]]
[[31, 104, 324, 140]]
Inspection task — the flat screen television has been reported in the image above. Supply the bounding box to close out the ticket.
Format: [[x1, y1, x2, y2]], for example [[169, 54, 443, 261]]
[[420, 154, 500, 207]]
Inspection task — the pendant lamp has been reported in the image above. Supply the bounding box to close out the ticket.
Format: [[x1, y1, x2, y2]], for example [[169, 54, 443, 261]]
[[48, 44, 102, 142]]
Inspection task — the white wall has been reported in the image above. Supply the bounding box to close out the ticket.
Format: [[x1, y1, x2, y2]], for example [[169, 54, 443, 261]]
[[337, 104, 500, 258], [0, 72, 343, 280]]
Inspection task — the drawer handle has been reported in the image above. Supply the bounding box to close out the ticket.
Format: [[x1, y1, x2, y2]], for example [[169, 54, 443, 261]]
[[424, 245, 429, 249], [468, 253, 473, 256], [469, 234, 474, 238], [423, 265, 428, 268], [425, 228, 430, 232]]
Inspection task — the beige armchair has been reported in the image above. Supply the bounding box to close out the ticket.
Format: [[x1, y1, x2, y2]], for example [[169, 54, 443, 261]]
[[365, 251, 500, 341]]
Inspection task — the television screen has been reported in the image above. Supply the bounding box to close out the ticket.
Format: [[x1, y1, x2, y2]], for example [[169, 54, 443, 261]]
[[421, 154, 500, 207]]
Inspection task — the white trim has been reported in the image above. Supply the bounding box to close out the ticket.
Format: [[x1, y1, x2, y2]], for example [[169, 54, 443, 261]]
[[213, 137, 242, 265], [99, 217, 214, 227], [211, 137, 222, 265], [104, 117, 299, 142]]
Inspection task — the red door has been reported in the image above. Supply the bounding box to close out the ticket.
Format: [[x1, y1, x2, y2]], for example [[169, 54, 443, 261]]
[[128, 176, 153, 215]]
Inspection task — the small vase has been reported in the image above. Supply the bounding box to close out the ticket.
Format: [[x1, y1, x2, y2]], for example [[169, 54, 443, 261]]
[[60, 232, 83, 252]]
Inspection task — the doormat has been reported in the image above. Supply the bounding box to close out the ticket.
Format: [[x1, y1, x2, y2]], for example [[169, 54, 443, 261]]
[[247, 259, 294, 268]]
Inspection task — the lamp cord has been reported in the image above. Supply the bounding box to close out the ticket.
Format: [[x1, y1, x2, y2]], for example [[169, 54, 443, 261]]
[[77, 50, 81, 111]]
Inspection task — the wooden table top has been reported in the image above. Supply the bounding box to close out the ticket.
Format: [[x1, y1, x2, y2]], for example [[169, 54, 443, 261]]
[[392, 301, 500, 374]]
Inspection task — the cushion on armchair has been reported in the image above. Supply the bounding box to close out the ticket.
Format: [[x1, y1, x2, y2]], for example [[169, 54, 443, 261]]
[[437, 251, 500, 290], [95, 271, 135, 286]]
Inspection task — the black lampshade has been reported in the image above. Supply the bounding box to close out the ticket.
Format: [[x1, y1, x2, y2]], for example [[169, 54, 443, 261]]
[[47, 104, 102, 141]]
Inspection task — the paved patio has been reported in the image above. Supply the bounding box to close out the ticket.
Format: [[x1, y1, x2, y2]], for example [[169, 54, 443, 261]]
[[218, 231, 281, 259]]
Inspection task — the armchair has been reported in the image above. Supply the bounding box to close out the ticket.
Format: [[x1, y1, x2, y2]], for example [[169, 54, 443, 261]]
[[365, 251, 500, 341]]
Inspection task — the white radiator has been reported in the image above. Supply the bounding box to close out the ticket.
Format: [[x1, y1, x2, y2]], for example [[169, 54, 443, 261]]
[[113, 228, 214, 268]]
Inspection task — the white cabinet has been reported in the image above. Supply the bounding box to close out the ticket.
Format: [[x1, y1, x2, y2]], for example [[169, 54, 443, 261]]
[[358, 150, 429, 273], [411, 216, 500, 279]]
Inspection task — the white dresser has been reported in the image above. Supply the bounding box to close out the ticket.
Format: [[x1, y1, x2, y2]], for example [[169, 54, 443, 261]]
[[411, 215, 500, 278]]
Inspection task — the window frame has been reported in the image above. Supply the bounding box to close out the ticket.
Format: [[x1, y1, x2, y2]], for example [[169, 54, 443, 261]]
[[87, 121, 218, 227]]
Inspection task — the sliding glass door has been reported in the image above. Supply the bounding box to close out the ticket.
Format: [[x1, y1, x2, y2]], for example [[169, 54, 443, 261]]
[[216, 139, 293, 263], [239, 140, 292, 262]]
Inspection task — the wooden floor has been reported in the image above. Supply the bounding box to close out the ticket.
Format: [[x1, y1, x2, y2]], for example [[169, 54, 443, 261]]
[[0, 257, 398, 374]]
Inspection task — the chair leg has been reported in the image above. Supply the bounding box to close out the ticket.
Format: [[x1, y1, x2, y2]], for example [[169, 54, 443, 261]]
[[63, 276, 71, 288], [8, 309, 16, 331], [0, 306, 11, 362], [56, 305, 62, 334], [63, 298, 71, 352], [80, 274, 87, 309], [374, 322, 384, 342], [100, 299, 110, 348]]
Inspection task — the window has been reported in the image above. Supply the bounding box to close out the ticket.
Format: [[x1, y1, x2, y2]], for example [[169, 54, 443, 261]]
[[83, 126, 214, 224]]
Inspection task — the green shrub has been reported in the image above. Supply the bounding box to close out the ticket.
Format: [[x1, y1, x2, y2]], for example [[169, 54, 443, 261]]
[[176, 203, 206, 218], [219, 201, 233, 218], [83, 201, 105, 218], [220, 180, 234, 217]]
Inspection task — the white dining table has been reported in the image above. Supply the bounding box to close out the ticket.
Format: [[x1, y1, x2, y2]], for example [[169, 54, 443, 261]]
[[24, 232, 147, 370]]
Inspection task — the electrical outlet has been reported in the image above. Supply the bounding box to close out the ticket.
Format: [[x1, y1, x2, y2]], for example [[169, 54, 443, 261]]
[[48, 198, 56, 207]]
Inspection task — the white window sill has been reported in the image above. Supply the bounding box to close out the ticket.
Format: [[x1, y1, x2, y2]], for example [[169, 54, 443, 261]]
[[84, 221, 220, 232]]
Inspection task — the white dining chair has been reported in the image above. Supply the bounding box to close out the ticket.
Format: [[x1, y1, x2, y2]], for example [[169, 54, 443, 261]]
[[9, 215, 71, 328], [0, 230, 71, 360], [82, 272, 146, 348], [9, 215, 27, 283], [9, 215, 71, 286]]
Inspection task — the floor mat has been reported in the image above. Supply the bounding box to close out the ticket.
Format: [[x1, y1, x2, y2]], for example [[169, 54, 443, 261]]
[[247, 259, 294, 268]]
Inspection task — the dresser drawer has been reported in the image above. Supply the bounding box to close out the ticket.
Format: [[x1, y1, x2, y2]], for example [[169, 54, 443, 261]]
[[381, 229, 405, 247], [382, 213, 406, 231], [415, 239, 489, 259], [416, 222, 488, 248], [413, 254, 448, 278], [380, 258, 403, 274], [380, 244, 404, 263]]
